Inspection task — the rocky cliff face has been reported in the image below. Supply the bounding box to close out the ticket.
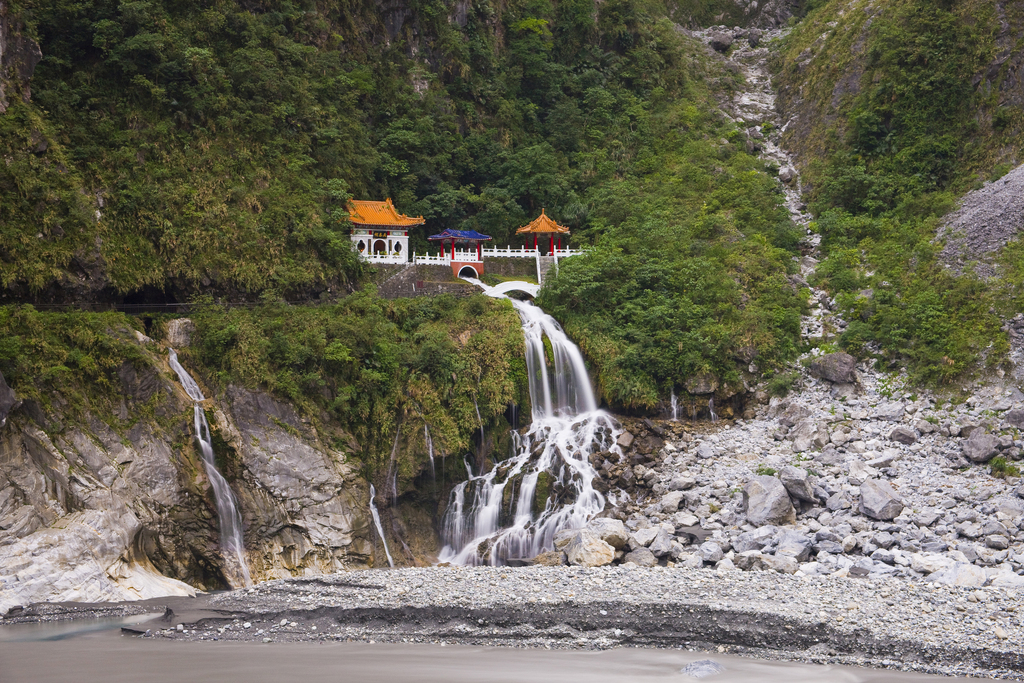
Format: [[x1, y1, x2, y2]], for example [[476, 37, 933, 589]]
[[0, 1, 42, 113], [0, 330, 375, 614]]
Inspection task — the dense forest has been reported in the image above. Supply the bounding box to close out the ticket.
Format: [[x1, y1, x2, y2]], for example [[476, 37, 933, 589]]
[[1, 0, 1022, 426]]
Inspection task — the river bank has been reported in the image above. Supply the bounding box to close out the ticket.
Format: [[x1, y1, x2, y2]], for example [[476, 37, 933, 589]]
[[3, 565, 1021, 679]]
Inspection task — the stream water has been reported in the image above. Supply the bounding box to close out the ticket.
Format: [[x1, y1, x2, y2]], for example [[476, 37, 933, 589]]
[[168, 349, 251, 587], [368, 484, 395, 568], [438, 279, 619, 565], [0, 631, 973, 683]]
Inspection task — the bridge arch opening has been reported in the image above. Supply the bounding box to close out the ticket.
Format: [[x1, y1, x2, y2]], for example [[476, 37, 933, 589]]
[[458, 266, 479, 278]]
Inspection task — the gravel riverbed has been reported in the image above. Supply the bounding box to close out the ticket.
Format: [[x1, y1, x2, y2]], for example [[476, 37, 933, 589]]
[[11, 565, 1009, 679]]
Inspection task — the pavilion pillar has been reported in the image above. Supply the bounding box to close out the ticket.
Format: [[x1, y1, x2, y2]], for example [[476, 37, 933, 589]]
[[549, 234, 554, 255], [451, 240, 455, 260], [477, 243, 481, 260], [533, 235, 537, 251]]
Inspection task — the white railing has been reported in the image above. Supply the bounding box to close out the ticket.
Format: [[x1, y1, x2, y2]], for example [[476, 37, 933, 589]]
[[361, 253, 409, 264], [414, 250, 482, 265], [411, 246, 587, 267], [482, 245, 540, 258]]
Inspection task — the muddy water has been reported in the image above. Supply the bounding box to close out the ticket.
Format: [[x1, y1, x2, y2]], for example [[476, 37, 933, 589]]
[[0, 627, 971, 683]]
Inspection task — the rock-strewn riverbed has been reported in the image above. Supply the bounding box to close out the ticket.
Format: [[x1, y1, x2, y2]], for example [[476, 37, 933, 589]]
[[8, 566, 1019, 679]]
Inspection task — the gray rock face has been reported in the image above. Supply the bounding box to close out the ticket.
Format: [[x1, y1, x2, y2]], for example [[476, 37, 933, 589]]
[[808, 352, 858, 383], [0, 370, 18, 428], [649, 528, 675, 557], [630, 527, 660, 547], [778, 403, 811, 428], [585, 518, 629, 550], [659, 490, 685, 513], [531, 550, 567, 566], [166, 318, 197, 348], [889, 426, 918, 445], [0, 364, 373, 614], [775, 530, 812, 562], [962, 430, 1001, 463], [0, 4, 43, 113], [623, 547, 657, 567], [742, 476, 796, 526], [859, 479, 904, 520], [564, 530, 614, 567], [685, 372, 718, 395], [697, 541, 724, 563], [779, 466, 816, 502]]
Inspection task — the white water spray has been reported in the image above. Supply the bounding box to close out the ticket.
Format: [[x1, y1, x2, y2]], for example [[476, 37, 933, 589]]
[[368, 484, 395, 567], [438, 279, 619, 565], [670, 390, 679, 421], [168, 349, 251, 587], [708, 397, 718, 423]]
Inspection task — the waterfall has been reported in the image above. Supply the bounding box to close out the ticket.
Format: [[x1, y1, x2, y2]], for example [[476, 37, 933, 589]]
[[670, 390, 679, 421], [424, 424, 435, 478], [368, 484, 395, 568], [708, 397, 718, 423], [438, 279, 619, 565], [168, 349, 251, 587]]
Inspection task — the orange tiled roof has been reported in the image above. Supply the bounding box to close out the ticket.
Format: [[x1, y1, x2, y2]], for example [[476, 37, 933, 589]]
[[348, 198, 425, 227], [515, 208, 570, 234]]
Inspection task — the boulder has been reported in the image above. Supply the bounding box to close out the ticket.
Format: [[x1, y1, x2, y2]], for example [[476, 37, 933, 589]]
[[682, 660, 726, 678], [649, 529, 675, 557], [847, 459, 877, 486], [697, 541, 724, 563], [734, 550, 768, 571], [775, 530, 813, 562], [742, 476, 796, 526], [630, 527, 660, 548], [778, 403, 811, 428], [962, 430, 1000, 463], [659, 491, 685, 513], [616, 431, 635, 449], [779, 466, 815, 503], [778, 166, 796, 184], [909, 553, 955, 575], [564, 530, 615, 567], [0, 370, 18, 429], [789, 418, 829, 452], [709, 32, 733, 53], [761, 554, 799, 574], [1004, 409, 1024, 429], [926, 562, 987, 587], [733, 525, 777, 553], [808, 352, 858, 383], [859, 479, 904, 520], [623, 547, 657, 567], [888, 426, 918, 445], [532, 550, 567, 566], [871, 402, 905, 422], [747, 29, 762, 47], [553, 528, 579, 550], [585, 518, 629, 550], [668, 474, 697, 491]]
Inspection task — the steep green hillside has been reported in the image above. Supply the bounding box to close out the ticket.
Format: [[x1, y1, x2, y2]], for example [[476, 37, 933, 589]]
[[775, 0, 1024, 383], [2, 0, 807, 410]]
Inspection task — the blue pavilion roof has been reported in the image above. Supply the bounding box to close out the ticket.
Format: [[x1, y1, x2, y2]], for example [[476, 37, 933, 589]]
[[427, 229, 492, 242]]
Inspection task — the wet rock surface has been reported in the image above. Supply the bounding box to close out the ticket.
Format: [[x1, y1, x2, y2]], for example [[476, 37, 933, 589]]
[[0, 333, 372, 614]]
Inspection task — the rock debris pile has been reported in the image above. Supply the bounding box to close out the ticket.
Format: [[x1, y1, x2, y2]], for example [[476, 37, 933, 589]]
[[554, 352, 1024, 594]]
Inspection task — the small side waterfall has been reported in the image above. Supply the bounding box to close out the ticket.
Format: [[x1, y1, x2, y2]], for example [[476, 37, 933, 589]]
[[438, 279, 620, 565], [670, 390, 679, 421], [368, 484, 395, 568], [424, 424, 435, 477], [168, 349, 251, 587], [708, 397, 718, 423]]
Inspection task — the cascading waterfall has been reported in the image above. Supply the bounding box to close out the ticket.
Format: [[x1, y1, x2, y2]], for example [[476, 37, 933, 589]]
[[368, 484, 395, 568], [708, 397, 718, 423], [438, 279, 620, 565], [670, 390, 679, 421], [168, 349, 251, 587]]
